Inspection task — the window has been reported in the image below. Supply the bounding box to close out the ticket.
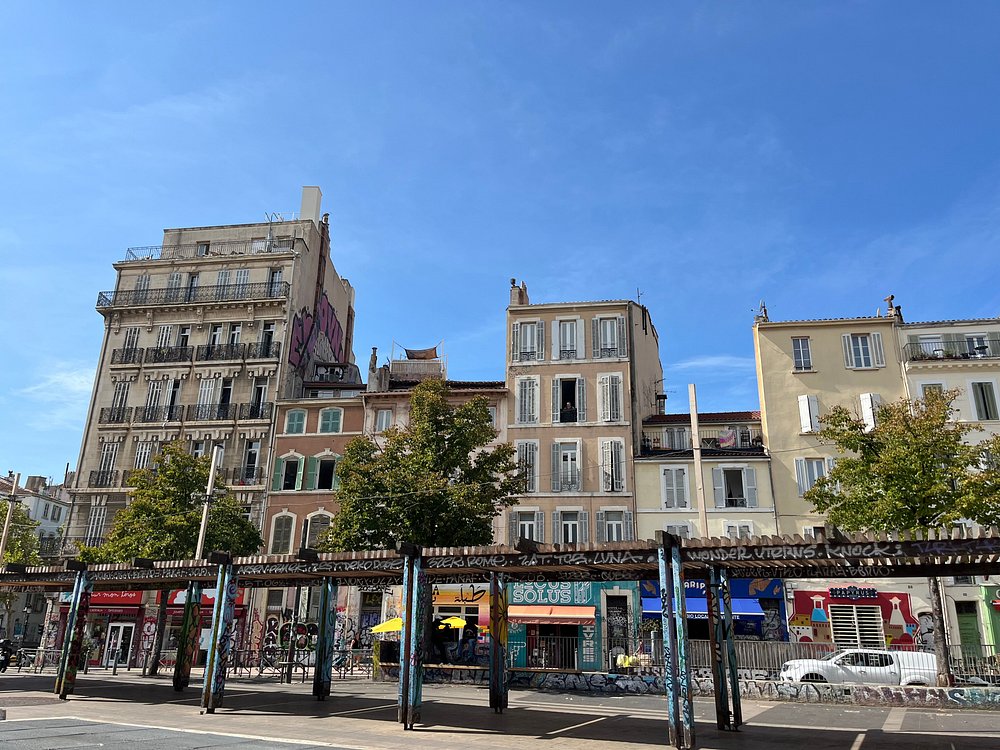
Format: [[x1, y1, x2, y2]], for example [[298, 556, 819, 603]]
[[306, 513, 333, 547], [488, 406, 497, 427], [599, 510, 629, 542], [270, 515, 294, 554], [510, 510, 542, 543], [593, 316, 628, 358], [123, 327, 140, 350], [177, 325, 191, 348], [319, 408, 343, 434], [953, 577, 975, 586], [860, 392, 882, 432], [285, 409, 306, 434], [842, 332, 885, 369], [516, 441, 538, 493], [551, 442, 580, 492], [552, 377, 586, 423], [829, 605, 885, 649], [260, 321, 275, 349], [792, 337, 812, 371], [712, 467, 758, 508], [134, 441, 157, 470], [971, 381, 999, 420], [375, 409, 393, 432], [228, 323, 242, 345], [156, 325, 174, 348], [598, 374, 623, 422], [556, 319, 580, 359], [284, 458, 302, 490], [921, 383, 944, 399], [313, 456, 340, 491], [797, 394, 820, 433], [662, 467, 689, 509], [515, 377, 539, 424], [186, 272, 200, 301], [795, 457, 833, 495], [665, 523, 690, 540], [42, 503, 50, 520], [191, 440, 207, 458], [268, 267, 283, 296], [600, 438, 625, 492], [196, 241, 210, 257], [554, 510, 587, 544], [240, 440, 260, 483], [662, 427, 689, 450], [511, 320, 544, 362], [51, 506, 61, 523], [966, 334, 989, 357], [724, 522, 753, 540], [266, 589, 284, 612]]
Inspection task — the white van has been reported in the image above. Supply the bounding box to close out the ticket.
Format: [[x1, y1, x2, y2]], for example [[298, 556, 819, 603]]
[[780, 648, 937, 686]]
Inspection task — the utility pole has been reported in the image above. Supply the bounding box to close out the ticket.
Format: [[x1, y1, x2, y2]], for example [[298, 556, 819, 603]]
[[688, 387, 708, 537], [195, 446, 223, 560], [0, 472, 21, 564]]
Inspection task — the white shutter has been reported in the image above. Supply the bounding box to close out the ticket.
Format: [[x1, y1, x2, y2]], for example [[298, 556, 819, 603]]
[[535, 511, 545, 543], [576, 319, 585, 359], [842, 334, 854, 368], [798, 394, 813, 432], [511, 323, 520, 362], [663, 468, 676, 508], [536, 323, 545, 362], [552, 380, 561, 423], [860, 393, 880, 432], [551, 321, 560, 359], [601, 440, 613, 492], [198, 378, 216, 406], [145, 380, 162, 409], [595, 511, 606, 542], [712, 467, 725, 507], [617, 315, 628, 357], [872, 332, 885, 367], [744, 468, 758, 507], [599, 375, 611, 421], [795, 458, 808, 496], [156, 325, 174, 348], [623, 510, 634, 541], [551, 444, 561, 492]]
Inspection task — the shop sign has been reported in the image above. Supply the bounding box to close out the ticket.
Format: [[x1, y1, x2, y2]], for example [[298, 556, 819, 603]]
[[167, 587, 246, 607], [650, 577, 783, 599], [828, 586, 878, 600], [510, 582, 594, 605], [432, 583, 489, 605], [59, 590, 143, 606]]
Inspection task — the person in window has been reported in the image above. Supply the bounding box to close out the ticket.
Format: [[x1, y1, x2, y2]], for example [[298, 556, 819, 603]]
[[560, 401, 577, 423]]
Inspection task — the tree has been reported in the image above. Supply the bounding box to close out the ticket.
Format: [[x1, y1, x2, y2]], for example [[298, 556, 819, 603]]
[[321, 379, 521, 552], [0, 499, 41, 638], [79, 440, 263, 673], [805, 389, 1000, 685]]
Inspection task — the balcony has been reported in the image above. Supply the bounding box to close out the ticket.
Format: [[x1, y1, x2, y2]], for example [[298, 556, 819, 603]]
[[134, 405, 184, 423], [905, 339, 1000, 363], [641, 426, 764, 454], [39, 536, 63, 557], [98, 406, 132, 424], [229, 466, 265, 486], [110, 347, 143, 365], [145, 346, 194, 364], [187, 403, 238, 421], [97, 281, 291, 309], [196, 343, 247, 361], [246, 341, 281, 359], [239, 402, 273, 420], [122, 238, 295, 262], [88, 470, 120, 488]]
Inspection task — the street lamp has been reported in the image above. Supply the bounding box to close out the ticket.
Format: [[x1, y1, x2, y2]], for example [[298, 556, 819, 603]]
[[194, 446, 224, 560]]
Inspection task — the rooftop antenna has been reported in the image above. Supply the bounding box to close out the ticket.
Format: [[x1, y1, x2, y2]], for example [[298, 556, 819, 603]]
[[636, 287, 643, 304]]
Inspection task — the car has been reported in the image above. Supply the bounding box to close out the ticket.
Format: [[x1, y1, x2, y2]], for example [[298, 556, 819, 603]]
[[779, 648, 937, 686]]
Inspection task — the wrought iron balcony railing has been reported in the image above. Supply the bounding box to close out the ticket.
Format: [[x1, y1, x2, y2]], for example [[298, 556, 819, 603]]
[[39, 537, 63, 556], [641, 426, 765, 453], [239, 402, 273, 420], [98, 406, 132, 424], [904, 339, 1000, 362], [134, 405, 184, 423], [186, 403, 238, 421], [144, 346, 194, 364], [110, 347, 144, 365], [122, 238, 295, 262], [246, 341, 282, 359], [97, 281, 290, 309], [88, 470, 120, 488], [229, 467, 265, 486], [196, 343, 247, 361]]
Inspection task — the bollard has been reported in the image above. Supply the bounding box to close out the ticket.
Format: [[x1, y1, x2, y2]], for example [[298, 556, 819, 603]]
[[112, 649, 119, 676]]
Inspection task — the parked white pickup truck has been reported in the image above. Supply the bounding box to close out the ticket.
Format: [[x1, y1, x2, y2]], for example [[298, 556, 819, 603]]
[[780, 649, 937, 686]]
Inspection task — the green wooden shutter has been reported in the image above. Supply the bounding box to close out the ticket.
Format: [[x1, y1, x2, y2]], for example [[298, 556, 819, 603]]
[[306, 457, 318, 490], [295, 458, 305, 490], [271, 460, 284, 492]]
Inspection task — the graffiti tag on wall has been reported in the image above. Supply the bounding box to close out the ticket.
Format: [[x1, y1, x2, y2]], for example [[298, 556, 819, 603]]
[[289, 291, 344, 369]]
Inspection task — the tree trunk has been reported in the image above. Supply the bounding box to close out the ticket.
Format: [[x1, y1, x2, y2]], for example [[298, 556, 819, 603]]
[[927, 576, 953, 687], [146, 588, 170, 677]]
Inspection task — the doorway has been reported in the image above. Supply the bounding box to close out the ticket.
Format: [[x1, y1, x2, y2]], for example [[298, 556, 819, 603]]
[[104, 622, 135, 667]]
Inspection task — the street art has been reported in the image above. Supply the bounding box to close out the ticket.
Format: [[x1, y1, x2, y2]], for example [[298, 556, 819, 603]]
[[788, 589, 919, 646], [289, 291, 344, 369]]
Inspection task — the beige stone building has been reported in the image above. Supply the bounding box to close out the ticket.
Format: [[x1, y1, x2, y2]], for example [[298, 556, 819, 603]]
[[66, 187, 356, 551], [503, 281, 663, 546]]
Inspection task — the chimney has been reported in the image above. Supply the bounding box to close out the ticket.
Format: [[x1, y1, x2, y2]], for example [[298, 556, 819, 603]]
[[509, 279, 530, 307], [300, 186, 323, 228]]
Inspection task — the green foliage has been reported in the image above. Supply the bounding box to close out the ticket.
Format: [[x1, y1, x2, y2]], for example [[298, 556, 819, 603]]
[[320, 380, 521, 551], [80, 441, 262, 563], [0, 500, 41, 566], [806, 389, 1000, 532]]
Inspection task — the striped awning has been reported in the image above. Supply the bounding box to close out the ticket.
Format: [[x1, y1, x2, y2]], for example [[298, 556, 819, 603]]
[[507, 605, 596, 625]]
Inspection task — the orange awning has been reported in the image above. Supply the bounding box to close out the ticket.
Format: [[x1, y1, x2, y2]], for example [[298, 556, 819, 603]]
[[507, 605, 596, 625]]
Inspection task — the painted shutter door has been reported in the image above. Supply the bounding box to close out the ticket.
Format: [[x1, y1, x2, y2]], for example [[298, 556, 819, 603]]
[[842, 334, 854, 368], [535, 511, 545, 543], [511, 323, 520, 362], [536, 323, 545, 362], [872, 332, 885, 367], [595, 511, 606, 542], [508, 512, 518, 545], [712, 467, 725, 507], [306, 457, 318, 490], [860, 393, 878, 431], [295, 459, 305, 491], [795, 458, 808, 496], [618, 315, 628, 357], [745, 468, 758, 507], [580, 511, 589, 544], [551, 443, 561, 492], [271, 460, 283, 492], [624, 511, 634, 541], [576, 378, 587, 421], [552, 380, 561, 423], [592, 318, 601, 358]]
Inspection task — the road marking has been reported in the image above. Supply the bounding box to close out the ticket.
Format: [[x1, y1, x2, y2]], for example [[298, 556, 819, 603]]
[[850, 733, 866, 750], [883, 707, 906, 732], [546, 716, 608, 735]]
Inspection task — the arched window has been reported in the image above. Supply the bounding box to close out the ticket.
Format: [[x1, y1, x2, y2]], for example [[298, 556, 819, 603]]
[[269, 515, 294, 554], [306, 513, 333, 548], [285, 409, 306, 434], [318, 408, 343, 434]]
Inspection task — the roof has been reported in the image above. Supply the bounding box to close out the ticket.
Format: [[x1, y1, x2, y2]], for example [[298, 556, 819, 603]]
[[377, 379, 506, 393], [644, 411, 760, 425], [756, 316, 893, 326], [902, 318, 1000, 327]]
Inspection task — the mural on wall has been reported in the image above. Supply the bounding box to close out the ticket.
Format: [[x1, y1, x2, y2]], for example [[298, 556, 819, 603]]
[[289, 291, 345, 369], [788, 588, 919, 645]]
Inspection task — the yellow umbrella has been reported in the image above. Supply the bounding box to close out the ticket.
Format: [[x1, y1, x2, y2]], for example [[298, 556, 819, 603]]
[[439, 616, 467, 629], [370, 616, 404, 633]]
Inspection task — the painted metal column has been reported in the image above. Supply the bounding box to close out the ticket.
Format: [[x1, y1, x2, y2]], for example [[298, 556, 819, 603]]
[[657, 532, 692, 750], [54, 570, 92, 699], [172, 581, 202, 691], [202, 562, 238, 713], [312, 578, 338, 700], [706, 566, 730, 730], [398, 551, 416, 727], [719, 567, 742, 729], [671, 540, 694, 747], [403, 554, 427, 729], [488, 572, 508, 713]]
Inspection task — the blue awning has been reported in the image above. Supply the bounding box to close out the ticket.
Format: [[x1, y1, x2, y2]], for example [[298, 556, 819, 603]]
[[642, 597, 765, 620]]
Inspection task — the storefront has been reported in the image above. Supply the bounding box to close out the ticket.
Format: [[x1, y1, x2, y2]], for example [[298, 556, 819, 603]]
[[57, 590, 146, 666], [787, 586, 920, 648], [163, 587, 248, 665], [980, 583, 1000, 646], [640, 578, 787, 641]]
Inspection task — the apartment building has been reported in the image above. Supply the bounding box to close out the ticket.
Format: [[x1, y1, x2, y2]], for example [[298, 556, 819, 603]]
[[65, 187, 356, 553], [504, 280, 663, 546]]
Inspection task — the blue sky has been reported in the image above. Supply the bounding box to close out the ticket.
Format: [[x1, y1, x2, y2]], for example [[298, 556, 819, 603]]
[[2, 3, 1000, 481]]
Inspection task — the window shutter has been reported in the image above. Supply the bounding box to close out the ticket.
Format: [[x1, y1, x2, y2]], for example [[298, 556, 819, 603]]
[[576, 378, 587, 421], [624, 510, 634, 541], [795, 458, 808, 496], [580, 511, 589, 544], [508, 512, 518, 545], [872, 332, 885, 367], [610, 375, 622, 421], [535, 511, 545, 542], [552, 511, 560, 543], [536, 323, 545, 362], [271, 460, 284, 492], [595, 511, 606, 542], [612, 441, 624, 491], [552, 379, 561, 424], [551, 443, 561, 492], [527, 378, 537, 422], [663, 469, 675, 508], [599, 375, 611, 421], [860, 393, 878, 432], [295, 459, 305, 490], [527, 442, 537, 492], [745, 468, 758, 507], [826, 457, 836, 474], [842, 334, 854, 368], [678, 468, 688, 508], [511, 323, 520, 362], [617, 315, 628, 357], [576, 319, 585, 359], [306, 457, 318, 490], [592, 318, 600, 358], [551, 320, 560, 359], [601, 440, 612, 491], [798, 394, 816, 433], [712, 467, 725, 507]]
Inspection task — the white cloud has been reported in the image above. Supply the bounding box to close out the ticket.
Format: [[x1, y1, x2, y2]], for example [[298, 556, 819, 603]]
[[17, 364, 95, 431], [671, 355, 756, 372]]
